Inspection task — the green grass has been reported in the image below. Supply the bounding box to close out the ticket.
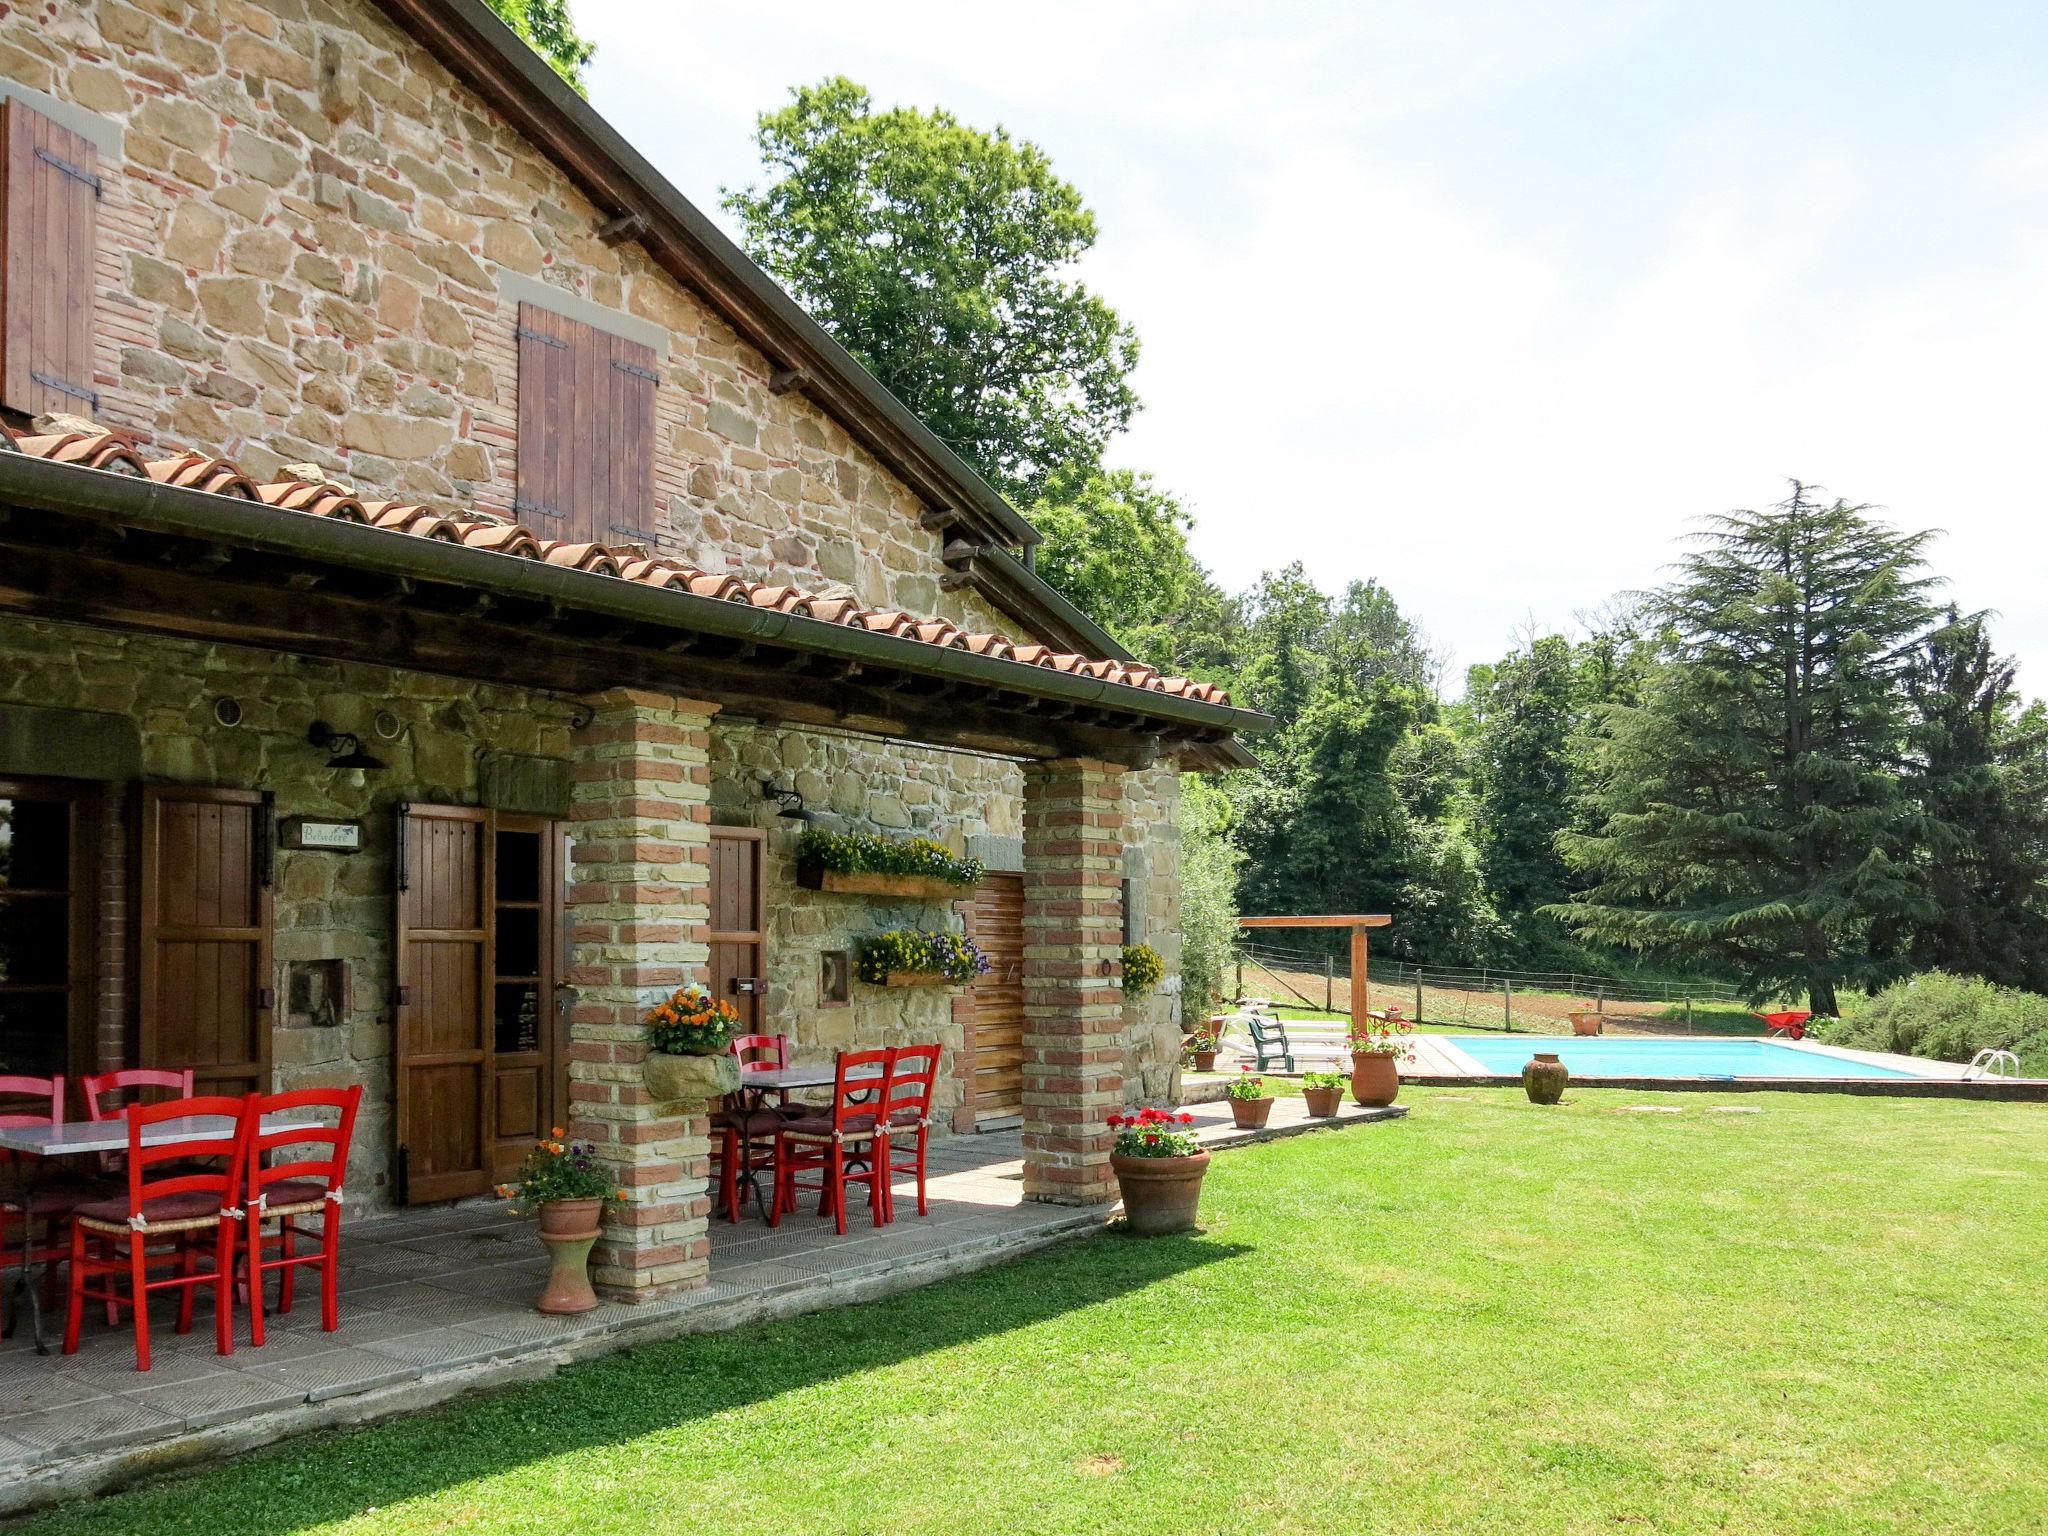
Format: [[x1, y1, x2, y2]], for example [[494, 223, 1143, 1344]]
[[23, 1089, 2048, 1535]]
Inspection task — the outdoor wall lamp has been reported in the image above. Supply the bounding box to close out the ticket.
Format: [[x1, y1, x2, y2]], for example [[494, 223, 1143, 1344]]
[[308, 720, 388, 771], [760, 779, 814, 821]]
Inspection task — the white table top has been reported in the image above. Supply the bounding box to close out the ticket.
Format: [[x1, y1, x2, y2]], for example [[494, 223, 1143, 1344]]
[[742, 1063, 884, 1092], [0, 1113, 317, 1158]]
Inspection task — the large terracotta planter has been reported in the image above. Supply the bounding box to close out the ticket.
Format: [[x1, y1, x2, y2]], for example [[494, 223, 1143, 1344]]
[[1569, 1011, 1603, 1037], [645, 1049, 741, 1105], [1351, 1049, 1400, 1107], [1302, 1084, 1343, 1118], [1228, 1096, 1274, 1130], [535, 1197, 602, 1315], [1111, 1150, 1210, 1236], [1191, 1049, 1219, 1072], [1523, 1052, 1569, 1105]]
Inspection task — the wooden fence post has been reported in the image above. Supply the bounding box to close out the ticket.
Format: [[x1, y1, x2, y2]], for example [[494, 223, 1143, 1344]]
[[1504, 978, 1514, 1032]]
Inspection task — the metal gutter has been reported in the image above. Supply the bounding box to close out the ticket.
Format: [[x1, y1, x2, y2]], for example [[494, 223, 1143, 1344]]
[[0, 453, 1272, 740], [943, 540, 1129, 662]]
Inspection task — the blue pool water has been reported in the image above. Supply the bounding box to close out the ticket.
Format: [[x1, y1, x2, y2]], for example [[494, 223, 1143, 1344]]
[[1444, 1034, 1918, 1081]]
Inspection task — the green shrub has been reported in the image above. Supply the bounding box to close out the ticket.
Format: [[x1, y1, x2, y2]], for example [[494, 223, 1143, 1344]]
[[1818, 972, 2048, 1074], [798, 829, 982, 886]]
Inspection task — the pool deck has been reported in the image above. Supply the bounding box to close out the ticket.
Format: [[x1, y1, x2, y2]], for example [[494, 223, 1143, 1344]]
[[1403, 1033, 2048, 1098]]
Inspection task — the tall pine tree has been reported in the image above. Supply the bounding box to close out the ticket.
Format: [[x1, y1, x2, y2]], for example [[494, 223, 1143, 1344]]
[[1472, 635, 1579, 959], [1557, 485, 1939, 1013]]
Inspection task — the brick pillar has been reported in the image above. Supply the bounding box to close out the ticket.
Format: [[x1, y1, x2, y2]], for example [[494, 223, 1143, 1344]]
[[568, 687, 719, 1301], [1020, 757, 1126, 1205]]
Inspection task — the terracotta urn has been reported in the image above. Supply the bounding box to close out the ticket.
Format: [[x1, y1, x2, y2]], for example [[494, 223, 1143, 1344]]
[[535, 1197, 603, 1314], [1351, 1049, 1401, 1107], [1228, 1095, 1274, 1130], [1569, 1011, 1604, 1037], [1192, 1049, 1219, 1072], [645, 1048, 741, 1105], [1111, 1150, 1210, 1236], [1302, 1083, 1343, 1118], [1523, 1052, 1570, 1105]]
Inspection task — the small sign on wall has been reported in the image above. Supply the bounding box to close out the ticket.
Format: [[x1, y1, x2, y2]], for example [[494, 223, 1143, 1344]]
[[279, 816, 363, 852]]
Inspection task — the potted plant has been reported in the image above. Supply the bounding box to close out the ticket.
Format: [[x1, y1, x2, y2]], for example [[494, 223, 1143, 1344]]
[[856, 928, 990, 987], [1225, 1069, 1274, 1129], [1568, 1000, 1603, 1036], [1184, 1024, 1221, 1073], [1121, 941, 1165, 998], [1301, 1069, 1346, 1117], [1108, 1106, 1208, 1235], [796, 829, 984, 898], [498, 1131, 623, 1315], [644, 982, 743, 1103], [1346, 1013, 1416, 1108]]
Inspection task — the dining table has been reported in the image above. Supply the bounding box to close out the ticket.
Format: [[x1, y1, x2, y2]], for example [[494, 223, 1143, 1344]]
[[724, 1060, 886, 1222], [0, 1112, 308, 1355]]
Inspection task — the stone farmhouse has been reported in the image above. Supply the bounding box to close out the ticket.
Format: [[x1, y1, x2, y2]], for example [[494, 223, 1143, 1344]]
[[0, 0, 1263, 1297]]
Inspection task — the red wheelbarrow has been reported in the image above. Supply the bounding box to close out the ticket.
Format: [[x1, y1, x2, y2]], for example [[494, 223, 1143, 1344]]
[[1754, 1009, 1813, 1040]]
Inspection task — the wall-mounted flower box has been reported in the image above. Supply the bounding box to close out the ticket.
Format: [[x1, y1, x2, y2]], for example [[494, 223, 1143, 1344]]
[[856, 928, 991, 988], [796, 829, 983, 900]]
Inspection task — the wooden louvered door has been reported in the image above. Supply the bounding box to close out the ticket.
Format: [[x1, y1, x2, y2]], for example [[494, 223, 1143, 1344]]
[[138, 786, 274, 1098], [0, 98, 101, 417], [967, 873, 1026, 1122], [395, 804, 494, 1204], [708, 826, 764, 1032]]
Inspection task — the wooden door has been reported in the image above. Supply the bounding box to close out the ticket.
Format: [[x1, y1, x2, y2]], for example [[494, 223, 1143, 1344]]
[[0, 778, 97, 1082], [138, 786, 274, 1097], [967, 873, 1026, 1120], [487, 815, 568, 1185], [395, 803, 493, 1204], [709, 826, 764, 1031]]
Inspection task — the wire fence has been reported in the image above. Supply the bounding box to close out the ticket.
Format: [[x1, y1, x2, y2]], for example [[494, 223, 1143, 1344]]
[[1233, 941, 1747, 1035]]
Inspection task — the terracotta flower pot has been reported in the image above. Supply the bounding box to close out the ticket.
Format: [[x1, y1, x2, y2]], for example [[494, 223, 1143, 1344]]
[[535, 1197, 603, 1315], [1523, 1052, 1569, 1105], [1192, 1049, 1219, 1072], [1569, 1011, 1603, 1037], [1227, 1095, 1274, 1129], [1302, 1084, 1343, 1118], [1111, 1150, 1210, 1236], [1351, 1049, 1400, 1107]]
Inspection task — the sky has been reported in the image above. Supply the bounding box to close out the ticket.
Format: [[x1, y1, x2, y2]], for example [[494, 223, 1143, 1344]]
[[578, 0, 2048, 695]]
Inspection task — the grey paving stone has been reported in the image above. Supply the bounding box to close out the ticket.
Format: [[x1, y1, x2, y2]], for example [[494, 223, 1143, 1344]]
[[124, 1370, 305, 1429], [0, 1395, 184, 1455], [235, 1345, 421, 1402]]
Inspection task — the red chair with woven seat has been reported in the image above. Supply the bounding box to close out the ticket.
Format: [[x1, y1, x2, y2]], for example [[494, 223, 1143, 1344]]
[[0, 1074, 91, 1337], [711, 1033, 792, 1223], [771, 1049, 894, 1235], [877, 1044, 941, 1221], [63, 1093, 250, 1370], [83, 1068, 196, 1176], [242, 1085, 362, 1345]]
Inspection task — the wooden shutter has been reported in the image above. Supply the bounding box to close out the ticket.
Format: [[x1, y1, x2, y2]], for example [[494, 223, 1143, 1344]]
[[138, 786, 274, 1097], [0, 99, 100, 417], [395, 803, 494, 1204], [967, 874, 1027, 1121], [709, 826, 763, 1032], [515, 301, 658, 544]]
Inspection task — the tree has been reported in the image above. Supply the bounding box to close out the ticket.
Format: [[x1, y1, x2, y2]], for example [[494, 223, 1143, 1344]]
[[485, 0, 595, 94], [1556, 485, 1940, 1014], [1471, 635, 1579, 957], [724, 78, 1140, 499], [1893, 610, 2048, 989], [1177, 776, 1243, 1013], [1231, 564, 1332, 733]]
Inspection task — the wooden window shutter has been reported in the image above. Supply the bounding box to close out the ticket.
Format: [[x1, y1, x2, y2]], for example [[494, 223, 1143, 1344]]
[[515, 301, 658, 544], [0, 98, 100, 417]]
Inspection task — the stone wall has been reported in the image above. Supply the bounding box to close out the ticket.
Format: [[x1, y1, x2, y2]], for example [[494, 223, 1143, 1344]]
[[0, 613, 576, 1205], [1120, 764, 1184, 1104], [0, 1, 1024, 638]]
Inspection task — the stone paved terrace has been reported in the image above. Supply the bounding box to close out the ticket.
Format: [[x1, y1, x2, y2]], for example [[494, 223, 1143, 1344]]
[[0, 1096, 1404, 1514]]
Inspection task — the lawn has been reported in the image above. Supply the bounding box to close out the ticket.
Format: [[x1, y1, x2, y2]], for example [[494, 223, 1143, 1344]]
[[23, 1088, 2047, 1535]]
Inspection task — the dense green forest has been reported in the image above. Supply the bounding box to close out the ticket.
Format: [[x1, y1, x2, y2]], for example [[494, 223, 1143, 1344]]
[[716, 76, 2048, 1016]]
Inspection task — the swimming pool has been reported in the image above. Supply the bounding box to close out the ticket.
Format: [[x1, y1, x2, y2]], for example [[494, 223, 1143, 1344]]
[[1441, 1035, 1921, 1081]]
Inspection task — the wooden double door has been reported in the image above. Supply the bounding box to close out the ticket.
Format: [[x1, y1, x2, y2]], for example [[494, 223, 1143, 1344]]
[[395, 805, 570, 1203]]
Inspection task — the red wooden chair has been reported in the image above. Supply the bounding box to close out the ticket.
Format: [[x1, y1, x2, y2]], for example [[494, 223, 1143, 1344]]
[[242, 1085, 363, 1345], [711, 1033, 792, 1222], [0, 1074, 85, 1335], [877, 1044, 942, 1221], [82, 1068, 196, 1177], [64, 1093, 251, 1370], [771, 1049, 894, 1235]]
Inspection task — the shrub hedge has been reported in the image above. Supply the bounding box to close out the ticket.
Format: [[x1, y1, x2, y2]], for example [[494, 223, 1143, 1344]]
[[1819, 971, 2048, 1075]]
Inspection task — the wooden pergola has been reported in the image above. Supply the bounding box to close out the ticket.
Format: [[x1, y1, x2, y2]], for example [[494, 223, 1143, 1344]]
[[1237, 915, 1392, 1036]]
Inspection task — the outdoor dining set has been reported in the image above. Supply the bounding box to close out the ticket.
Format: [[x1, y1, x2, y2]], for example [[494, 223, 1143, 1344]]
[[0, 1070, 361, 1372]]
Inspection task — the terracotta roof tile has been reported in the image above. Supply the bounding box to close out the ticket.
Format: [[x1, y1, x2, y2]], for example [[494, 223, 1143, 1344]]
[[4, 419, 1232, 709]]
